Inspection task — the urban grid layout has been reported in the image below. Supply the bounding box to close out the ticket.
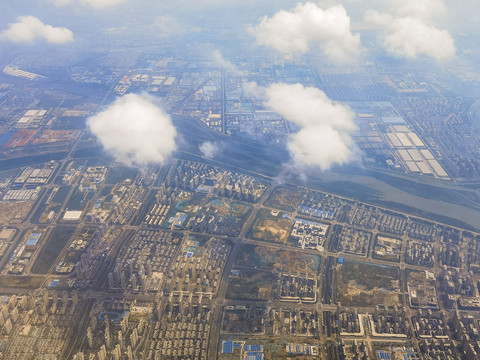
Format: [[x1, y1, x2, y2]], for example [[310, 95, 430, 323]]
[[0, 1, 480, 360]]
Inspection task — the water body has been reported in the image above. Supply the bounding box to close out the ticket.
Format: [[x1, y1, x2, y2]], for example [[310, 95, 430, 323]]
[[2, 115, 479, 230], [173, 116, 480, 230], [173, 115, 287, 177], [0, 131, 15, 147], [305, 169, 480, 231], [0, 151, 67, 170]]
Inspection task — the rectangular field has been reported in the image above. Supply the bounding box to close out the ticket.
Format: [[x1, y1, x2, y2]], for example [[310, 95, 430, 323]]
[[335, 260, 401, 306], [235, 243, 321, 275], [31, 226, 76, 274]]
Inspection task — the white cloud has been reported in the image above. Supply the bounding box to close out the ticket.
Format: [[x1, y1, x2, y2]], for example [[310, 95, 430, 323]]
[[48, 0, 124, 8], [49, 0, 72, 6], [265, 83, 357, 170], [87, 94, 177, 166], [391, 0, 446, 19], [212, 50, 244, 75], [80, 0, 124, 8], [199, 141, 223, 158], [265, 83, 356, 131], [242, 82, 266, 99], [366, 0, 455, 61], [0, 16, 74, 44], [368, 12, 455, 60], [287, 124, 354, 169], [250, 3, 361, 63], [155, 15, 186, 36]]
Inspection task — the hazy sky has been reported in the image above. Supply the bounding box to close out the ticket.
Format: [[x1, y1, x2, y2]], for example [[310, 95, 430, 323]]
[[1, 0, 479, 170], [1, 0, 478, 50]]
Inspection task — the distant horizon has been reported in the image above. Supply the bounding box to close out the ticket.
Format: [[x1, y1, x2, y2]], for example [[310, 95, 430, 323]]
[[1, 1, 480, 359]]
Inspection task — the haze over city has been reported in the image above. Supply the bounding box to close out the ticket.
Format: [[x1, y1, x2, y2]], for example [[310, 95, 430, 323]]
[[0, 1, 480, 359]]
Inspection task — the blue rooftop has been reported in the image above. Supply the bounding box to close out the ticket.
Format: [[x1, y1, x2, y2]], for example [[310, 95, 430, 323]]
[[245, 345, 263, 352], [376, 350, 391, 360], [245, 354, 263, 360], [49, 279, 60, 287], [221, 341, 233, 354]]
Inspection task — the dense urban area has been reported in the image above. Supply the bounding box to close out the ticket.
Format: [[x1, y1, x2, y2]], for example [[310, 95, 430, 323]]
[[1, 2, 480, 359]]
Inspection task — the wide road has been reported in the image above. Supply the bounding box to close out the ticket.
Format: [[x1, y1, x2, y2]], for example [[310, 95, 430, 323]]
[[207, 238, 242, 360], [206, 179, 283, 360]]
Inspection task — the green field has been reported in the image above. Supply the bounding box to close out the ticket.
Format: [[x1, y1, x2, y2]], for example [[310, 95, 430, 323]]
[[32, 226, 76, 274], [265, 187, 302, 212], [0, 275, 44, 289], [65, 187, 94, 211], [226, 269, 276, 301], [407, 269, 434, 286], [247, 208, 294, 244], [106, 167, 138, 184], [236, 243, 320, 274], [52, 186, 72, 203], [31, 186, 71, 223], [336, 260, 401, 306], [207, 198, 252, 220]]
